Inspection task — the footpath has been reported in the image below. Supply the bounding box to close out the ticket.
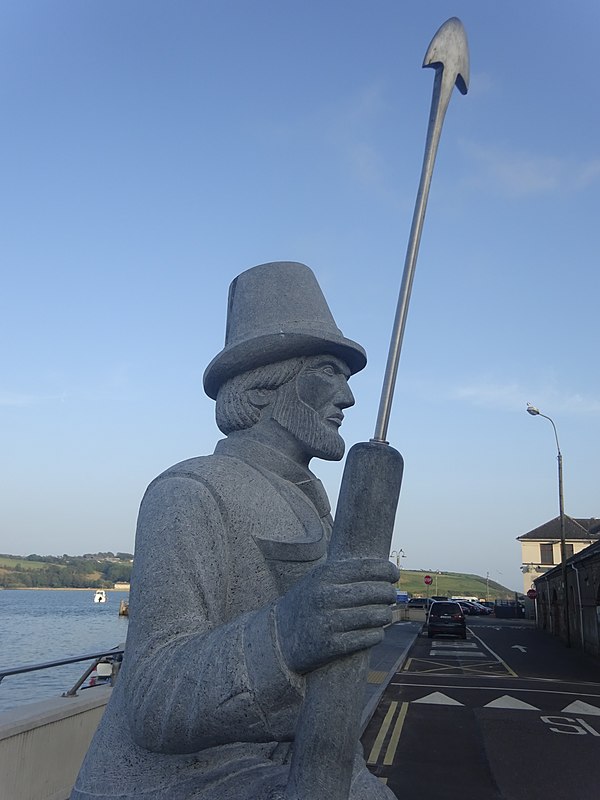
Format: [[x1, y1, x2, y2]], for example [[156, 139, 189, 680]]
[[362, 619, 422, 731]]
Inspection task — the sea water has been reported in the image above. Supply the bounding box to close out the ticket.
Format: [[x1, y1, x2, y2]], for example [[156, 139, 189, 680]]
[[0, 589, 129, 713]]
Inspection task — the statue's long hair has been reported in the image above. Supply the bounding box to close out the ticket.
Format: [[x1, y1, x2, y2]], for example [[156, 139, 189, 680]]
[[215, 357, 304, 434]]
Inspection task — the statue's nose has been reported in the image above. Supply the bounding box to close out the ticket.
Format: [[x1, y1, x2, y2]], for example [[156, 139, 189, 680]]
[[335, 379, 355, 410]]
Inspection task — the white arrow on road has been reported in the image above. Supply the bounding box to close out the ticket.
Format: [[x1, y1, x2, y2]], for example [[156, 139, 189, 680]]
[[511, 645, 527, 653]]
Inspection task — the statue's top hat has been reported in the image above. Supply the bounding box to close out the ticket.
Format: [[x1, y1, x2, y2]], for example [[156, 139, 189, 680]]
[[203, 261, 367, 399]]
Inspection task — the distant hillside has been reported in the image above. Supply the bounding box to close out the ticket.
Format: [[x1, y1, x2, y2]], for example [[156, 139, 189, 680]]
[[0, 552, 133, 589], [397, 569, 516, 601], [0, 552, 515, 599]]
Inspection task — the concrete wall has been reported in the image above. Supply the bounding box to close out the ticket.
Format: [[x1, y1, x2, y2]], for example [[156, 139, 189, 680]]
[[406, 607, 427, 623], [0, 688, 110, 800], [391, 605, 410, 622]]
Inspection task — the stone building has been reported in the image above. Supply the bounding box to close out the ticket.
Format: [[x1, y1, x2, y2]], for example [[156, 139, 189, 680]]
[[533, 524, 600, 654]]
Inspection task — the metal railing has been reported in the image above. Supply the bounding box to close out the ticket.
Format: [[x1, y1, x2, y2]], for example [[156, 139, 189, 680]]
[[0, 646, 124, 697]]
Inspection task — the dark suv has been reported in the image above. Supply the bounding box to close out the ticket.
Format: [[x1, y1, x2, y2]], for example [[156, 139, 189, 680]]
[[427, 601, 466, 639]]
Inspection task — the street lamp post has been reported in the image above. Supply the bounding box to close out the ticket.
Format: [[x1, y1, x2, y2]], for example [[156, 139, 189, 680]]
[[526, 404, 570, 646], [390, 549, 406, 588]]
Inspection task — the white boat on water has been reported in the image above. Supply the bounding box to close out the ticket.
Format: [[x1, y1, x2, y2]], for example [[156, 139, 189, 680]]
[[93, 590, 107, 603]]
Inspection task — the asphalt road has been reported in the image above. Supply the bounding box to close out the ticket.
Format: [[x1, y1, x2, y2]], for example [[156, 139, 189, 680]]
[[361, 617, 600, 800]]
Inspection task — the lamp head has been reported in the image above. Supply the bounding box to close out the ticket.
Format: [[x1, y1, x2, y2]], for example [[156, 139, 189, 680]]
[[527, 403, 540, 416]]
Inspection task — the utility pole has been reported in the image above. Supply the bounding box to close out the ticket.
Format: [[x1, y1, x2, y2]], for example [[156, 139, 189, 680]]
[[527, 405, 570, 647]]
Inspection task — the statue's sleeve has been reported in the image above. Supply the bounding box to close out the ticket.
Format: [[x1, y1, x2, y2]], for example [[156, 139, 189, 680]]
[[123, 474, 304, 754]]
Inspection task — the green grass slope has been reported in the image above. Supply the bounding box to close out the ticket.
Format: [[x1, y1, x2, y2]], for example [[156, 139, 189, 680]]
[[397, 569, 516, 600], [0, 555, 51, 570]]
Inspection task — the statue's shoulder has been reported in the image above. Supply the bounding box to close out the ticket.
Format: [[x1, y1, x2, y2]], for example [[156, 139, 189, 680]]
[[157, 454, 226, 482], [147, 452, 260, 497]]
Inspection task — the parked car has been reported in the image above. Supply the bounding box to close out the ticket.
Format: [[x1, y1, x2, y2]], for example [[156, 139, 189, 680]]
[[469, 601, 493, 615], [408, 597, 434, 609], [454, 599, 487, 615], [458, 600, 487, 616], [427, 601, 466, 639], [454, 600, 478, 616]]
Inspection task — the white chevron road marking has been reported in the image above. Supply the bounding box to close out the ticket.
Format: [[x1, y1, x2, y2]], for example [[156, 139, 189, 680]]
[[413, 691, 464, 706], [561, 700, 600, 715], [484, 695, 539, 710]]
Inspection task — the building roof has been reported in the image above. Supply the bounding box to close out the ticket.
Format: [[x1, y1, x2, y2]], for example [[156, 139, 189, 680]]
[[516, 515, 600, 542]]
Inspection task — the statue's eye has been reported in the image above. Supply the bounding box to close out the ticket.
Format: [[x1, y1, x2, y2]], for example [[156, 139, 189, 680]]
[[321, 365, 336, 377]]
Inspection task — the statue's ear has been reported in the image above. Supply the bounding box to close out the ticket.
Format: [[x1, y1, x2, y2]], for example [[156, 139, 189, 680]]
[[247, 388, 274, 409]]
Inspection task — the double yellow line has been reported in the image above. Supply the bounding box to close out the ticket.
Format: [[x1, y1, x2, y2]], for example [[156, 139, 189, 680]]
[[367, 701, 409, 766]]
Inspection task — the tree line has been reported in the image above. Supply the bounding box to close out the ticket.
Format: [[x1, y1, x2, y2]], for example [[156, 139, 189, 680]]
[[0, 552, 133, 589]]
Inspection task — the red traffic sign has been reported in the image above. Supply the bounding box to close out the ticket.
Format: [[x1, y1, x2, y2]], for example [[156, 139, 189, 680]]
[[424, 575, 433, 585], [527, 588, 537, 600]]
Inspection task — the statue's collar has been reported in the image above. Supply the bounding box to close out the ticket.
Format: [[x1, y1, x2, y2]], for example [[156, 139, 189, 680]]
[[214, 433, 331, 518]]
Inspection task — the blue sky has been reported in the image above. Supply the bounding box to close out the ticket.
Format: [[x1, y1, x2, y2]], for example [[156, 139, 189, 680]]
[[2, 1, 599, 592]]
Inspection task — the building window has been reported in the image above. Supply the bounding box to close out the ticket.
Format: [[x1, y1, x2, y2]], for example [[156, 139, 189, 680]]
[[564, 543, 574, 559], [540, 543, 554, 565]]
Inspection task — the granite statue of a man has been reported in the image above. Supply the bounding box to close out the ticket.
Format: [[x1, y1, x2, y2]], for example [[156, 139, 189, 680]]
[[72, 261, 399, 800]]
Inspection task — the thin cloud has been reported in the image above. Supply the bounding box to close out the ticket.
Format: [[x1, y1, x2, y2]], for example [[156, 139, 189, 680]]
[[251, 79, 393, 195], [341, 81, 388, 129], [449, 379, 600, 415], [461, 141, 600, 197], [574, 159, 600, 189], [451, 380, 526, 411], [345, 141, 387, 189], [467, 71, 493, 98], [338, 87, 391, 192], [326, 81, 398, 198], [0, 391, 67, 407]]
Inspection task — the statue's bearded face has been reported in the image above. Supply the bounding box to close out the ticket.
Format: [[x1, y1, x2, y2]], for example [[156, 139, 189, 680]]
[[270, 355, 355, 461]]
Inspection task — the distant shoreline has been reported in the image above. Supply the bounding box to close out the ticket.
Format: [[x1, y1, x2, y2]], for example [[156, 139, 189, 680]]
[[4, 587, 130, 591]]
